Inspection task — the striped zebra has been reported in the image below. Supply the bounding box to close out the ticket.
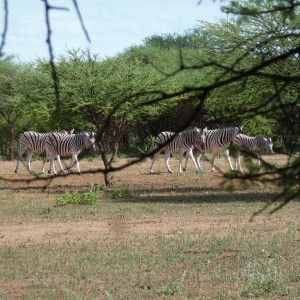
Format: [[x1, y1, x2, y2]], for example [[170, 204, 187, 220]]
[[149, 127, 206, 174], [184, 126, 242, 172], [45, 131, 96, 175], [232, 134, 273, 172], [15, 129, 73, 174]]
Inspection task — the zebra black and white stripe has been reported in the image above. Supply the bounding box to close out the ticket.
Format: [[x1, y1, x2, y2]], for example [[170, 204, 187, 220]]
[[15, 130, 73, 174], [184, 126, 242, 172], [149, 127, 206, 174], [232, 134, 273, 172], [45, 131, 96, 175]]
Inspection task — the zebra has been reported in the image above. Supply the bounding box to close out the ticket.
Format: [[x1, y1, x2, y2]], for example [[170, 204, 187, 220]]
[[149, 127, 206, 174], [232, 134, 273, 172], [184, 126, 242, 172], [15, 129, 73, 174], [45, 131, 96, 175]]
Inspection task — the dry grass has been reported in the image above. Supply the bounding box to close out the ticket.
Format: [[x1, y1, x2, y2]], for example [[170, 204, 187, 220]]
[[0, 155, 299, 299]]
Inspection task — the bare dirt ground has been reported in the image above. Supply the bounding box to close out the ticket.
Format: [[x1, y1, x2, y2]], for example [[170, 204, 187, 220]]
[[0, 154, 298, 247]]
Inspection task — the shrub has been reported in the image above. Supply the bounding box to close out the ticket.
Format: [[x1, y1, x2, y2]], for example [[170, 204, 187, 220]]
[[56, 185, 102, 206]]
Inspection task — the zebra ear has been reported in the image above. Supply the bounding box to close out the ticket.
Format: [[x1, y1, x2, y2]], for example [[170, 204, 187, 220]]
[[70, 129, 74, 134], [240, 126, 243, 132], [203, 127, 207, 132]]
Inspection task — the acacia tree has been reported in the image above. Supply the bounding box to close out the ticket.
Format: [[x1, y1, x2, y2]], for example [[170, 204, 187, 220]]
[[34, 48, 177, 182], [0, 60, 35, 160]]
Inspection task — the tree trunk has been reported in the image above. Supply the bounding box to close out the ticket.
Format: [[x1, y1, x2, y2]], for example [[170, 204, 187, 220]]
[[7, 125, 15, 161], [109, 115, 127, 164]]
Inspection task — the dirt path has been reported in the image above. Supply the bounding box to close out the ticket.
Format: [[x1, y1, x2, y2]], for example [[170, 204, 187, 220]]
[[0, 156, 297, 247], [0, 213, 284, 247]]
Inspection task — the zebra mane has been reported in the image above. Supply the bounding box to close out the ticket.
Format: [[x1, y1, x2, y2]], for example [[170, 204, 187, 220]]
[[256, 134, 272, 142], [53, 129, 74, 134], [256, 134, 269, 139], [212, 124, 242, 131], [183, 126, 199, 131]]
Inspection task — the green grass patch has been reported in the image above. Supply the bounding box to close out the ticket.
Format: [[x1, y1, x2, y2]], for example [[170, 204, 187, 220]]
[[56, 184, 102, 206], [0, 231, 299, 299]]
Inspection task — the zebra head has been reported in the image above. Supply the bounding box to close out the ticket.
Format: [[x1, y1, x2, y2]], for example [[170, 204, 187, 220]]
[[228, 126, 243, 143], [194, 127, 207, 150], [81, 131, 96, 151], [235, 125, 243, 136], [256, 135, 273, 153], [263, 136, 274, 154]]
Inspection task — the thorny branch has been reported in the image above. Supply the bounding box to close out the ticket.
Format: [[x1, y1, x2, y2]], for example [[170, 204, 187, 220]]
[[0, 0, 8, 55]]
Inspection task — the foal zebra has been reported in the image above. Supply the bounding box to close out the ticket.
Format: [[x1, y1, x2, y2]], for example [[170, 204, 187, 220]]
[[184, 126, 242, 172], [15, 130, 72, 174], [232, 134, 273, 172], [45, 131, 96, 175], [149, 127, 206, 174]]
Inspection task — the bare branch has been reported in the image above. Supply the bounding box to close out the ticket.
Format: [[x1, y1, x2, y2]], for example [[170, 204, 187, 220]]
[[71, 0, 91, 43], [0, 0, 8, 56], [41, 0, 60, 110]]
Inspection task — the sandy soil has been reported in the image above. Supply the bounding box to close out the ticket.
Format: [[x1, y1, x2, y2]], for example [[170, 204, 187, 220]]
[[0, 155, 296, 246]]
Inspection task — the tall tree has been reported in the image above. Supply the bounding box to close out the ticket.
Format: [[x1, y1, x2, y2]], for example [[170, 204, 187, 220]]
[[0, 60, 34, 160]]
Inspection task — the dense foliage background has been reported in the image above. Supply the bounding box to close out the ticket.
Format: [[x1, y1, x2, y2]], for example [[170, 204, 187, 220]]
[[2, 1, 299, 160]]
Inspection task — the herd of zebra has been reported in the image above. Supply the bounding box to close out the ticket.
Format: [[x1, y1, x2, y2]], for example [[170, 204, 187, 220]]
[[149, 126, 273, 174], [15, 130, 96, 175], [14, 126, 273, 176]]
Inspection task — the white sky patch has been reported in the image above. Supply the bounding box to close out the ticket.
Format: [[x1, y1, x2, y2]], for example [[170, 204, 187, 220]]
[[1, 0, 227, 62]]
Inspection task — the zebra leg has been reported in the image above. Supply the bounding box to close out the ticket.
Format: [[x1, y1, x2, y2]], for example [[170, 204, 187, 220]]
[[211, 153, 216, 172], [224, 148, 234, 171], [48, 155, 57, 175], [15, 147, 26, 173], [182, 149, 200, 172], [69, 154, 80, 174], [15, 155, 23, 174], [196, 151, 202, 171], [164, 152, 173, 174], [257, 154, 262, 172], [26, 152, 33, 174], [236, 150, 243, 173], [56, 155, 66, 173], [41, 156, 47, 174], [179, 152, 184, 173], [15, 159, 20, 174], [149, 156, 157, 173], [183, 156, 189, 171], [149, 150, 161, 173]]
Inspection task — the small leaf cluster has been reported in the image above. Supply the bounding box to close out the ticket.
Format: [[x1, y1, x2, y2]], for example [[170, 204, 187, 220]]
[[56, 184, 102, 206]]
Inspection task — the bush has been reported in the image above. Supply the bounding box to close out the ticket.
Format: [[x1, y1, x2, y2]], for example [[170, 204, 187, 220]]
[[56, 185, 102, 206]]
